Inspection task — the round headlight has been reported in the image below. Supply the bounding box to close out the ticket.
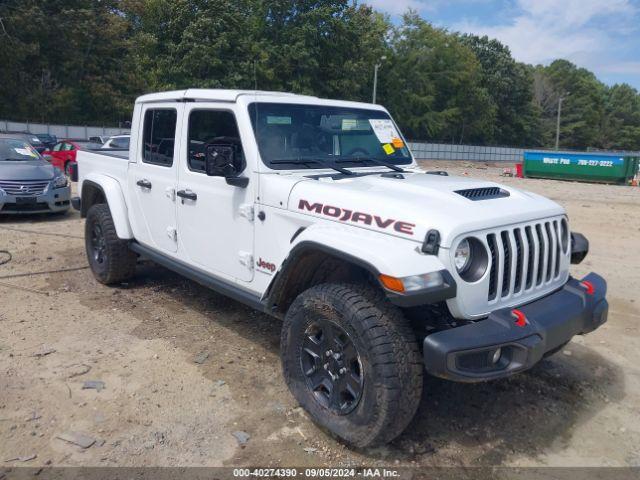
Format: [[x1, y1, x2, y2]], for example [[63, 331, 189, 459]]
[[454, 238, 472, 273], [453, 237, 489, 282]]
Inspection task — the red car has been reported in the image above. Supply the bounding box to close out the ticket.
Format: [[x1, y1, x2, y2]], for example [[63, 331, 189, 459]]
[[43, 139, 102, 175]]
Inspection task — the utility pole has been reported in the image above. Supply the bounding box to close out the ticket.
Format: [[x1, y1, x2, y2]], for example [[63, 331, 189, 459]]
[[555, 93, 569, 150], [372, 56, 387, 104]]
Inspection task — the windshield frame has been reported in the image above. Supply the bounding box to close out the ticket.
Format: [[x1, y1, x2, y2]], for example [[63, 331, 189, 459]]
[[247, 102, 414, 171]]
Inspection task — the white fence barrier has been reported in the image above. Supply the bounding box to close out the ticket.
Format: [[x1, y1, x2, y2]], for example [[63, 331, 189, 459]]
[[1, 120, 129, 140]]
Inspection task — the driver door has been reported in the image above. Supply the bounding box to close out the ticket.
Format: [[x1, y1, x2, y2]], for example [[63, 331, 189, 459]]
[[176, 104, 255, 282]]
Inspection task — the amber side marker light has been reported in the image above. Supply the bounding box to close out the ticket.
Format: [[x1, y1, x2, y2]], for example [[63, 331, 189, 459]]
[[379, 274, 405, 293]]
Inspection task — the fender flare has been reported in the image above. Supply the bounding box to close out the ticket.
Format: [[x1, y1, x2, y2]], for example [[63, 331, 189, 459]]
[[289, 225, 447, 277], [81, 174, 133, 239], [265, 225, 454, 311]]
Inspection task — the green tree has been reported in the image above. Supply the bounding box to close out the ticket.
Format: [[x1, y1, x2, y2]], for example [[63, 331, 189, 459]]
[[124, 0, 258, 91], [459, 34, 542, 146], [124, 0, 389, 101], [380, 12, 495, 143], [602, 83, 640, 150], [254, 0, 388, 100], [534, 60, 607, 149], [0, 0, 142, 125]]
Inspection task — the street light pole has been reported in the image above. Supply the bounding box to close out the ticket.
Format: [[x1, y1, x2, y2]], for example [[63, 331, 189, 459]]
[[555, 94, 568, 150], [372, 56, 387, 104]]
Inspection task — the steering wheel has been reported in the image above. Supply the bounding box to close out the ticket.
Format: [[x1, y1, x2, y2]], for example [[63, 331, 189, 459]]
[[345, 147, 370, 156]]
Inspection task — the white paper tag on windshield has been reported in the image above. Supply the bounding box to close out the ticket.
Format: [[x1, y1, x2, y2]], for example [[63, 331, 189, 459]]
[[14, 147, 35, 157], [368, 119, 399, 144]]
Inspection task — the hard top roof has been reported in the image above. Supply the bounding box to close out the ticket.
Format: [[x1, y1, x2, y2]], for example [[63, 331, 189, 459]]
[[134, 89, 386, 111]]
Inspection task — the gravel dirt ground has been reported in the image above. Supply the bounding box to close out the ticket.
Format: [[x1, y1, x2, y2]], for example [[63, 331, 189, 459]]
[[1, 161, 639, 468]]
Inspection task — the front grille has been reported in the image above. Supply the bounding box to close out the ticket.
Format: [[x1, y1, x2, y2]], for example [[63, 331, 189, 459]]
[[487, 219, 566, 302], [455, 187, 509, 201], [0, 180, 49, 196]]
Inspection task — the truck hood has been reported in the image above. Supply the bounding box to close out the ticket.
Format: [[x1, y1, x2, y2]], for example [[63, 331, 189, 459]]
[[0, 160, 56, 181], [287, 171, 565, 247]]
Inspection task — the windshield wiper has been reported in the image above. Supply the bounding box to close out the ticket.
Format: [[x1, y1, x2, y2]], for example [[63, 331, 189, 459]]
[[2, 158, 31, 161], [270, 158, 354, 176], [336, 156, 405, 173]]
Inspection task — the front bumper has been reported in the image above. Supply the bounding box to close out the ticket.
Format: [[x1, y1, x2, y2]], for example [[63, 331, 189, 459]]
[[0, 186, 71, 214], [423, 273, 608, 382]]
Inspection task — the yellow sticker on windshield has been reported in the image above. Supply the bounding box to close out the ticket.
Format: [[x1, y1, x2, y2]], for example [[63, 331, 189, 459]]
[[382, 143, 395, 155]]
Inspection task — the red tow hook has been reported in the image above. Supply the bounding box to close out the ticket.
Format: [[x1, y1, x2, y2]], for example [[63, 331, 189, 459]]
[[580, 280, 595, 295], [511, 309, 528, 327]]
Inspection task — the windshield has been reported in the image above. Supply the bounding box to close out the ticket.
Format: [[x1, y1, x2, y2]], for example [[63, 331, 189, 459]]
[[248, 103, 412, 170], [0, 139, 42, 161]]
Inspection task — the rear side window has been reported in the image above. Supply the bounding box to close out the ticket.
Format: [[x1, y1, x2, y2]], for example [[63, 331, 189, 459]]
[[142, 109, 177, 166], [187, 110, 244, 172]]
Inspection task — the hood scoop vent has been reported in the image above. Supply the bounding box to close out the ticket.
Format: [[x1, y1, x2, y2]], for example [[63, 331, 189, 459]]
[[455, 187, 510, 201]]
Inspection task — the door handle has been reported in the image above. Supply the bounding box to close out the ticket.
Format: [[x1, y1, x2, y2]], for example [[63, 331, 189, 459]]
[[136, 179, 152, 189], [176, 189, 197, 201]]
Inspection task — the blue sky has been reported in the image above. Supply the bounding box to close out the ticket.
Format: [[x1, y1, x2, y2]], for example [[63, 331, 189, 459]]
[[366, 0, 640, 89]]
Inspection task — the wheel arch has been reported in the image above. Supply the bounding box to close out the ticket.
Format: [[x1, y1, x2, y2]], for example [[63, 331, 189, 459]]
[[264, 225, 452, 316], [80, 175, 133, 239], [264, 241, 380, 317]]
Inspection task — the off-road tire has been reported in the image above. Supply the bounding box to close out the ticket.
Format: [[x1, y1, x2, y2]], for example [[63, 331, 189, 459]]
[[281, 283, 423, 448], [85, 203, 136, 284]]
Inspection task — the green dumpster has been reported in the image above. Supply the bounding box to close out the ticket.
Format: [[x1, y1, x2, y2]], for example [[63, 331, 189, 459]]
[[523, 151, 640, 184]]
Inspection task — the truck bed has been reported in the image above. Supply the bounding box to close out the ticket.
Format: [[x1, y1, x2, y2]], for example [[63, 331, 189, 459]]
[[77, 150, 130, 192]]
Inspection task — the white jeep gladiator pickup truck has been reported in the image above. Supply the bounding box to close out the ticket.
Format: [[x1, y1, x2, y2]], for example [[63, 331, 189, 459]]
[[71, 89, 608, 447]]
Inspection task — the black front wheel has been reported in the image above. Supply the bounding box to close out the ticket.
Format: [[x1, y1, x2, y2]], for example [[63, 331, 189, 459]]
[[281, 283, 423, 448], [85, 203, 137, 284], [300, 317, 364, 415]]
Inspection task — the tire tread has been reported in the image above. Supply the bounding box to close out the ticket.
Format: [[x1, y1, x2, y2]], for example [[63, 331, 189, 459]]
[[281, 282, 423, 448], [85, 203, 136, 284]]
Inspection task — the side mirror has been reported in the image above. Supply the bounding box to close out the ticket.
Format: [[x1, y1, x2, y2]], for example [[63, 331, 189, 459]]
[[205, 144, 248, 188], [205, 144, 236, 176]]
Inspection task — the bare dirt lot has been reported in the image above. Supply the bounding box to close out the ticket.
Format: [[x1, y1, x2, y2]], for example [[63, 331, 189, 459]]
[[1, 161, 639, 468]]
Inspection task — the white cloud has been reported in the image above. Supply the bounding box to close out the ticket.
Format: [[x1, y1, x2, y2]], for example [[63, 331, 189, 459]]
[[366, 0, 640, 86], [451, 0, 638, 70], [601, 61, 640, 75], [515, 0, 634, 27]]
